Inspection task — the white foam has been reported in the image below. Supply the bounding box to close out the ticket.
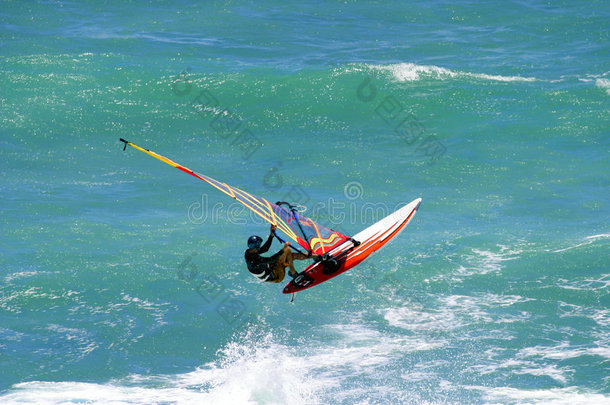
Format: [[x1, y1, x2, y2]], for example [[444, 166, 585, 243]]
[[1, 317, 448, 404], [304, 321, 443, 403], [558, 302, 610, 330], [384, 302, 457, 332], [383, 293, 533, 338], [596, 78, 610, 95], [1, 331, 322, 405], [469, 357, 529, 376], [365, 62, 537, 83], [590, 309, 610, 328], [2, 381, 207, 405], [470, 334, 610, 387], [479, 386, 610, 404], [512, 364, 573, 385], [585, 233, 610, 240], [44, 324, 99, 359], [442, 245, 521, 280], [443, 293, 532, 308], [469, 352, 576, 385], [318, 322, 442, 367], [381, 62, 456, 81], [469, 247, 521, 271], [556, 274, 610, 291], [4, 271, 42, 283], [518, 341, 610, 361], [552, 233, 610, 253], [116, 293, 173, 327], [0, 286, 74, 314]]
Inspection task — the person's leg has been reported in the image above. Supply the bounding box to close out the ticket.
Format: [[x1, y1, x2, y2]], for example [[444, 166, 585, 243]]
[[284, 252, 309, 277], [268, 246, 291, 283], [291, 252, 309, 261], [268, 262, 286, 283], [269, 248, 312, 282], [276, 247, 291, 265]]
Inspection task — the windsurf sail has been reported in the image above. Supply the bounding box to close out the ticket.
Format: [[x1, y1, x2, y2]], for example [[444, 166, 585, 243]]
[[119, 139, 351, 255]]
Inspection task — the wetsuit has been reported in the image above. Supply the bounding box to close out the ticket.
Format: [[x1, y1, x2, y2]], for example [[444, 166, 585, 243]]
[[244, 234, 284, 282]]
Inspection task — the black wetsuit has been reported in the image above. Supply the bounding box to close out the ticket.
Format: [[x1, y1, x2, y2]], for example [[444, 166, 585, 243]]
[[244, 234, 283, 282]]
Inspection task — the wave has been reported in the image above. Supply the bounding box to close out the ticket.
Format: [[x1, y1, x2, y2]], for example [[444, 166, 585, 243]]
[[0, 319, 446, 404], [363, 63, 609, 90], [431, 244, 522, 282], [359, 62, 537, 83], [556, 274, 610, 291], [384, 293, 533, 334], [595, 78, 610, 95], [518, 342, 610, 362], [1, 380, 208, 404], [479, 386, 609, 404], [551, 233, 610, 253], [1, 330, 320, 405], [472, 361, 573, 386]]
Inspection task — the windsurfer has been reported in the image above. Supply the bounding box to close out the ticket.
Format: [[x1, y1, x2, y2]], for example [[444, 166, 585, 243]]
[[245, 225, 313, 283]]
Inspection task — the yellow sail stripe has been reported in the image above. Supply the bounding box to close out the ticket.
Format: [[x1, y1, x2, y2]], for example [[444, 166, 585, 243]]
[[309, 233, 341, 252], [233, 188, 268, 214], [229, 187, 296, 240], [264, 199, 277, 226], [224, 182, 236, 198], [121, 139, 299, 243], [228, 187, 296, 240], [310, 221, 326, 254]]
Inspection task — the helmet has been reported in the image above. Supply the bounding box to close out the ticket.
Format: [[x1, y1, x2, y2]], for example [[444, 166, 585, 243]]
[[247, 235, 263, 249]]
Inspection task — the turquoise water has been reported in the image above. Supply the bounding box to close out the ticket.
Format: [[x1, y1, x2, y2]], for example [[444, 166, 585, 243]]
[[1, 1, 609, 403]]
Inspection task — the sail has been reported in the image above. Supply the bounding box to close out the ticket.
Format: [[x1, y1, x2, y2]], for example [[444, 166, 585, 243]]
[[120, 139, 350, 255]]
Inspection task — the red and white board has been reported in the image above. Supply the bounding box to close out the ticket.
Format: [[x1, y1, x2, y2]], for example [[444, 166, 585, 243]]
[[283, 198, 422, 294]]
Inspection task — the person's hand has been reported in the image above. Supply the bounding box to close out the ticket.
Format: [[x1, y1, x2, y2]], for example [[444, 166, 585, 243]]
[[284, 242, 290, 248], [270, 224, 277, 233]]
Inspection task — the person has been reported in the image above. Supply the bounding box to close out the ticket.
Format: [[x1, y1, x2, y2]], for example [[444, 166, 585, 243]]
[[245, 225, 313, 283]]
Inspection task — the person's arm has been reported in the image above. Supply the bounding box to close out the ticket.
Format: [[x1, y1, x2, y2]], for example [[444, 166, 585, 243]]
[[258, 225, 276, 254]]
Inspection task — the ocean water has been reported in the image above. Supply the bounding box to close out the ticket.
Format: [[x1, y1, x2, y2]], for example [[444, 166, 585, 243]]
[[1, 1, 609, 404]]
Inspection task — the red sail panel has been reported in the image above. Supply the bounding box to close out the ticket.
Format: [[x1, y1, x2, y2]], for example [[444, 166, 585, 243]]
[[290, 210, 350, 255]]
